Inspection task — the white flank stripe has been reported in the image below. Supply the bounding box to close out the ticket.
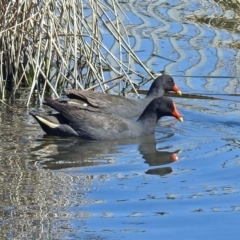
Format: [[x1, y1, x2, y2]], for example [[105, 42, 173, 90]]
[[36, 116, 59, 128]]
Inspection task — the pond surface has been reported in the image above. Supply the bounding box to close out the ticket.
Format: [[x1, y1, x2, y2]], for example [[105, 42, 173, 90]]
[[1, 0, 240, 239]]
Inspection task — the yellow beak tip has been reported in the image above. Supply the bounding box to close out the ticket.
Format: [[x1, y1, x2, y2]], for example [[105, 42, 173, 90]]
[[178, 117, 183, 122]]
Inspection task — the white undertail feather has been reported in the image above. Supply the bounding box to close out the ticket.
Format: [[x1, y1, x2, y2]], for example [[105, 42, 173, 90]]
[[68, 100, 88, 107], [36, 116, 59, 128]]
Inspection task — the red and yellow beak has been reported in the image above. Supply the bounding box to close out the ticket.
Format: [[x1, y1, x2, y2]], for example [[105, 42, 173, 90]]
[[173, 84, 182, 95], [172, 103, 183, 122]]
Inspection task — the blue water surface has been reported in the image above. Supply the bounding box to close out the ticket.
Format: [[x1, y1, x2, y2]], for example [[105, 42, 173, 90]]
[[1, 0, 240, 239]]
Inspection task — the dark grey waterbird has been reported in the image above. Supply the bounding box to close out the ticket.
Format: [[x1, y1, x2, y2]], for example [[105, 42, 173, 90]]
[[30, 96, 183, 140], [64, 74, 182, 118]]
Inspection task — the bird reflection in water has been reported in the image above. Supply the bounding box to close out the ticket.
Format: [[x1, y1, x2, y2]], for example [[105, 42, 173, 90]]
[[138, 140, 181, 176], [31, 135, 181, 177]]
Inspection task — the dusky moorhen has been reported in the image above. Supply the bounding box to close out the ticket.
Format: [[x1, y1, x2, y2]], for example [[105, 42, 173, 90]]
[[64, 74, 182, 118], [30, 96, 183, 140]]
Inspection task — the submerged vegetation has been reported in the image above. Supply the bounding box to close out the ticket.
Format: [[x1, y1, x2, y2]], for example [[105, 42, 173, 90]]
[[0, 0, 154, 105]]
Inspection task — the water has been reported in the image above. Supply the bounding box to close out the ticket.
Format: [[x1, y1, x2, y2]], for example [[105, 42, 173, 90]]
[[2, 0, 240, 239]]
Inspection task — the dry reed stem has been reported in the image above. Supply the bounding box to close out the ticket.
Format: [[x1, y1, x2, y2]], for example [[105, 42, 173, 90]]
[[0, 0, 154, 105]]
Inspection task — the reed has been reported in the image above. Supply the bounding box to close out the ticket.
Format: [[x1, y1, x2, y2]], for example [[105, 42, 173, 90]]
[[0, 0, 154, 105]]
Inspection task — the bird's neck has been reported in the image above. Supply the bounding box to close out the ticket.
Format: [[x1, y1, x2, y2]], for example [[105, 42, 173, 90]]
[[145, 88, 164, 98], [137, 105, 159, 129]]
